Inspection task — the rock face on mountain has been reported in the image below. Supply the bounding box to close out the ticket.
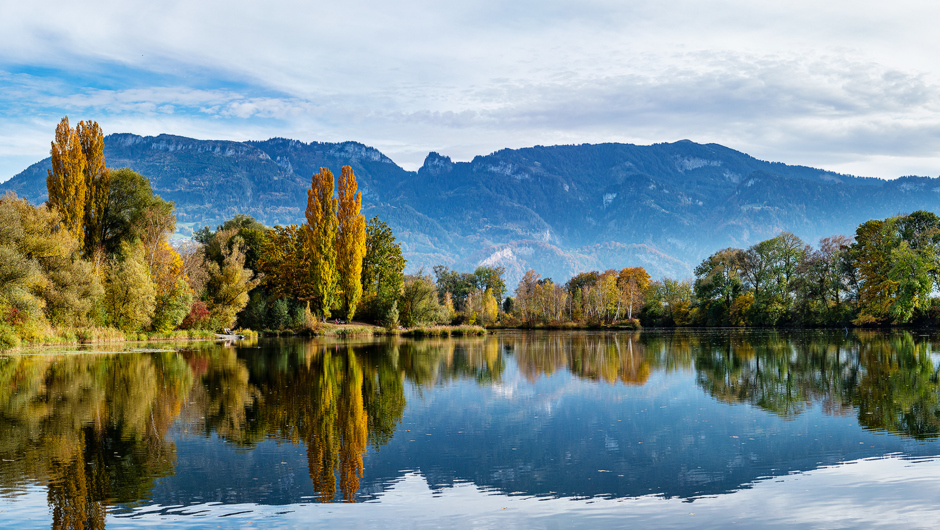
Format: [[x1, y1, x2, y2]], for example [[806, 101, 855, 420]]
[[5, 134, 939, 286]]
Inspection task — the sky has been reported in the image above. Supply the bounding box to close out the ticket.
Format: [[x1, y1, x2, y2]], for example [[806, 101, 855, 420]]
[[2, 0, 939, 181]]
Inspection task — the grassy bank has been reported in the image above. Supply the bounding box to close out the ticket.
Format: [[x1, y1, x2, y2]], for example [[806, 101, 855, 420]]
[[487, 320, 641, 331], [400, 325, 487, 338], [0, 327, 234, 352], [257, 323, 488, 339]]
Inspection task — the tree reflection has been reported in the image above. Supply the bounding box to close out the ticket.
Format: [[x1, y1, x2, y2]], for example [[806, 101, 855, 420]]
[[7, 330, 940, 519], [690, 330, 940, 439], [506, 332, 661, 385], [0, 351, 192, 529]]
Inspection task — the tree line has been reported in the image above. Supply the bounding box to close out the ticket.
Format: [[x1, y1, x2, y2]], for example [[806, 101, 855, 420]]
[[503, 211, 940, 328]]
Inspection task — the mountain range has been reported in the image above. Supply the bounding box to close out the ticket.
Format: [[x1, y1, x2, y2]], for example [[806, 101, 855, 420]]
[[4, 134, 939, 287]]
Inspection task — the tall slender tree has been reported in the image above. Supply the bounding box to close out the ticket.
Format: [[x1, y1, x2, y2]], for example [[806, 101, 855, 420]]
[[306, 167, 339, 319], [77, 120, 109, 255], [336, 166, 366, 321], [47, 117, 87, 247]]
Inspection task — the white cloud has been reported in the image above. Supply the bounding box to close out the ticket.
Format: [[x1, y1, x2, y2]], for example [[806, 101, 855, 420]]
[[2, 0, 940, 179]]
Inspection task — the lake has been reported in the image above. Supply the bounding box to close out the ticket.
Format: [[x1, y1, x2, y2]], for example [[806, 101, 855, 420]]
[[2, 330, 940, 528]]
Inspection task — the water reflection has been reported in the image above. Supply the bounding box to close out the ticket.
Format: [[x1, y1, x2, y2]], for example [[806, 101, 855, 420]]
[[0, 350, 191, 529], [3, 330, 940, 526], [689, 331, 940, 438]]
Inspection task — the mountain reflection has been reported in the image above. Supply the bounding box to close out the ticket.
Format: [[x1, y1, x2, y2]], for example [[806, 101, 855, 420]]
[[3, 330, 940, 522]]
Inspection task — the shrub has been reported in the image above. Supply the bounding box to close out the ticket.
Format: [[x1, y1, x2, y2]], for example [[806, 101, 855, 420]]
[[181, 301, 211, 330]]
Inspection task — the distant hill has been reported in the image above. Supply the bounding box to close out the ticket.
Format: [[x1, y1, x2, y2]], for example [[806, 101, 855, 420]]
[[5, 134, 939, 286]]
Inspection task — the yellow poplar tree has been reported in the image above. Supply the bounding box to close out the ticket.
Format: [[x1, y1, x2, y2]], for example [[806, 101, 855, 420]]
[[306, 167, 338, 319], [258, 224, 313, 300], [618, 267, 651, 321], [336, 166, 366, 321], [47, 117, 87, 248], [77, 120, 109, 256]]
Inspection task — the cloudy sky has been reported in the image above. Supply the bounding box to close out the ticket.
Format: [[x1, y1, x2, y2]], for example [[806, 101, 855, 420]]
[[2, 0, 939, 180]]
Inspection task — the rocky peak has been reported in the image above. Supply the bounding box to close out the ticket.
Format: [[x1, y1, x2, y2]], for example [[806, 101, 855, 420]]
[[419, 152, 455, 177]]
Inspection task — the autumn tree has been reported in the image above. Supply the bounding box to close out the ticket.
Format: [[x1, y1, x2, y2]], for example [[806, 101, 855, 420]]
[[565, 271, 600, 321], [205, 230, 261, 328], [849, 219, 898, 324], [258, 224, 314, 300], [336, 167, 366, 321], [306, 168, 339, 319], [514, 269, 541, 322], [196, 214, 268, 273], [77, 120, 110, 256], [513, 270, 567, 323], [150, 241, 193, 332], [179, 242, 210, 298], [582, 270, 619, 323], [0, 193, 103, 336], [134, 198, 176, 270], [466, 287, 499, 325], [618, 267, 650, 321], [105, 241, 157, 332], [46, 117, 87, 247]]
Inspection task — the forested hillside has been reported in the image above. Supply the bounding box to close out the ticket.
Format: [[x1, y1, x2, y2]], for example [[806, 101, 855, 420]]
[[5, 134, 940, 285]]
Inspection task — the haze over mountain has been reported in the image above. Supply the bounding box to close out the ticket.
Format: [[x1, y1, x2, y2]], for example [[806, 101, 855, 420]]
[[4, 134, 939, 286]]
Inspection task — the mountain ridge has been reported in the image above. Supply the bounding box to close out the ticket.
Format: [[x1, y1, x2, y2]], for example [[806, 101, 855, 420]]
[[4, 133, 939, 286]]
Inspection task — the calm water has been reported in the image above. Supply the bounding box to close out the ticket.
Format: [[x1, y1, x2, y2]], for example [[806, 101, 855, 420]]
[[3, 330, 940, 528]]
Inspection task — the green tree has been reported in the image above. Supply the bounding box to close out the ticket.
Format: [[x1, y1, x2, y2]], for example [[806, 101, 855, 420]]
[[741, 239, 775, 302], [151, 277, 194, 332], [794, 235, 854, 325], [101, 168, 164, 254], [105, 241, 156, 332], [398, 273, 450, 327], [432, 266, 476, 311], [888, 240, 934, 323], [361, 217, 406, 323], [205, 231, 261, 329], [268, 298, 291, 330], [694, 248, 745, 326], [473, 266, 507, 307], [197, 214, 268, 273]]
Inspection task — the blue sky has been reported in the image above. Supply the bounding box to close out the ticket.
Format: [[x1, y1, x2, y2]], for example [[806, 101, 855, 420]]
[[2, 0, 939, 180]]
